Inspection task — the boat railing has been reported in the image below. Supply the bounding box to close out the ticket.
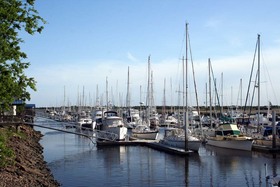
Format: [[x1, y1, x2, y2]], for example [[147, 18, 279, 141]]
[[95, 130, 118, 141]]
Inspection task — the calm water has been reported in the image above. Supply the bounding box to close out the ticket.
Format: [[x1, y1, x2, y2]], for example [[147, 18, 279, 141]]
[[35, 117, 280, 187]]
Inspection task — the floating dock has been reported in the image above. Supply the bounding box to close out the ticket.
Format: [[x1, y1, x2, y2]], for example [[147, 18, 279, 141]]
[[252, 139, 280, 153], [252, 144, 280, 153], [96, 139, 193, 155]]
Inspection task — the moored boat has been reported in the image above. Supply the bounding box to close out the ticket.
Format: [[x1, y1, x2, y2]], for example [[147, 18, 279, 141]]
[[100, 110, 128, 141], [206, 123, 253, 151], [160, 128, 201, 152], [131, 124, 159, 140], [75, 111, 95, 130]]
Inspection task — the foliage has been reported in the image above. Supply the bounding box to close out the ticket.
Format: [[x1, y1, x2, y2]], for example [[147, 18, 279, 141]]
[[0, 0, 46, 112], [0, 128, 17, 167]]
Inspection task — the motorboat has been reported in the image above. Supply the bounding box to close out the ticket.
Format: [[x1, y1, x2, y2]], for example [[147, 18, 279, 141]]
[[206, 123, 253, 151], [100, 110, 128, 141], [75, 111, 95, 130], [131, 124, 159, 140]]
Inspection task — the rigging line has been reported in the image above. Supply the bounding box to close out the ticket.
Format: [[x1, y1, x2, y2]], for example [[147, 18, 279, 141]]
[[178, 30, 187, 62], [260, 48, 278, 105], [249, 71, 258, 115], [236, 80, 241, 109], [187, 32, 201, 121], [175, 29, 187, 96], [210, 62, 222, 116], [243, 37, 258, 114]]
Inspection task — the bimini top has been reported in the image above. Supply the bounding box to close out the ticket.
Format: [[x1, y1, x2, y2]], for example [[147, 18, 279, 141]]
[[103, 111, 118, 117]]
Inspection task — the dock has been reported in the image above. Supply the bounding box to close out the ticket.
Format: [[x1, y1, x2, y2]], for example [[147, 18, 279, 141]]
[[96, 139, 193, 156], [252, 144, 280, 153], [21, 119, 280, 155], [252, 138, 280, 153], [22, 121, 193, 156]]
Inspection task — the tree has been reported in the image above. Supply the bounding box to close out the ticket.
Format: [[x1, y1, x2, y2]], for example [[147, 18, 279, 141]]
[[0, 0, 45, 113]]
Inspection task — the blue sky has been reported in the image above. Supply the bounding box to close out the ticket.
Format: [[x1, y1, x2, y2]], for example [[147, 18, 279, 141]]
[[22, 0, 280, 108]]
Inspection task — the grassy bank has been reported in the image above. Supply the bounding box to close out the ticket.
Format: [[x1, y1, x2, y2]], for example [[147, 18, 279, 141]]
[[0, 126, 24, 167]]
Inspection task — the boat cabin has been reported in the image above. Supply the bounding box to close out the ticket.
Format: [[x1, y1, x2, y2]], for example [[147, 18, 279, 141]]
[[216, 123, 240, 136]]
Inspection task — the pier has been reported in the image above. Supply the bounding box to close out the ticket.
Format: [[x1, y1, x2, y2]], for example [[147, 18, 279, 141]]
[[96, 139, 193, 155], [23, 121, 193, 156], [21, 114, 280, 155]]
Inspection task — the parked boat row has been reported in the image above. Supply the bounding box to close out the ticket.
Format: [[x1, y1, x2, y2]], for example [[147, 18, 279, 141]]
[[43, 30, 279, 153]]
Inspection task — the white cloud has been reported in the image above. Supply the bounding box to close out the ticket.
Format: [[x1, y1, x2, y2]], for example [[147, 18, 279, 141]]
[[28, 44, 280, 107], [127, 52, 138, 62]]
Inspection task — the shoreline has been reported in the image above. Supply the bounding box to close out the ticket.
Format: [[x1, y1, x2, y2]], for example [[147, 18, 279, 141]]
[[0, 124, 60, 187]]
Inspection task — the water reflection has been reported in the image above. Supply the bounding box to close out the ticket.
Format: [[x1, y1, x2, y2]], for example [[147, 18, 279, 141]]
[[35, 118, 280, 187]]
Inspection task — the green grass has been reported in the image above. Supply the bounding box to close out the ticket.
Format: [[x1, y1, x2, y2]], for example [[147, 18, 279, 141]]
[[0, 127, 24, 168]]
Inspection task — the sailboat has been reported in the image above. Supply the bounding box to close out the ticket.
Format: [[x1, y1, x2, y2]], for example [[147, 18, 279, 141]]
[[160, 23, 201, 152], [131, 59, 159, 140], [124, 66, 142, 129], [206, 36, 261, 151]]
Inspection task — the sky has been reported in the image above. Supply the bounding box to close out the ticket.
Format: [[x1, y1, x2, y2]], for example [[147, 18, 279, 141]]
[[21, 0, 280, 108]]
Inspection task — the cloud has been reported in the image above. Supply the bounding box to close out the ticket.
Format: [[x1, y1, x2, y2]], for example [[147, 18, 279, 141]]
[[127, 52, 138, 62], [28, 43, 280, 107]]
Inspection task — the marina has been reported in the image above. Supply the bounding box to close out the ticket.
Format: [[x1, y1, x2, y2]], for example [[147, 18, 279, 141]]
[[2, 1, 280, 186], [32, 115, 280, 187]]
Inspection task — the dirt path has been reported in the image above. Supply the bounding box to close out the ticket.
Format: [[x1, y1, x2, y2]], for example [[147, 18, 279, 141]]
[[0, 125, 60, 187]]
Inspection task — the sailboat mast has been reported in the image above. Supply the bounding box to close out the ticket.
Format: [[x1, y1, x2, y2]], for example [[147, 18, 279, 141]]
[[63, 85, 66, 112], [126, 66, 130, 109], [96, 84, 99, 108], [185, 22, 189, 151], [221, 72, 223, 114], [257, 34, 261, 127], [240, 79, 242, 107], [106, 77, 108, 111], [163, 78, 166, 121], [182, 56, 185, 117], [208, 58, 212, 128], [146, 56, 151, 125]]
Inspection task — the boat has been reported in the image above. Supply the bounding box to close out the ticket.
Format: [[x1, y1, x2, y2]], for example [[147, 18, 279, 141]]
[[206, 123, 253, 151], [159, 23, 202, 152], [160, 127, 201, 152], [75, 111, 95, 130], [125, 108, 142, 129], [131, 124, 159, 140], [100, 110, 128, 141], [92, 109, 105, 130], [160, 115, 178, 127], [251, 122, 280, 148]]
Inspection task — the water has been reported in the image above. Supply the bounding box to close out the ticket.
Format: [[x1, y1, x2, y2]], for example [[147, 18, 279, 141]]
[[35, 117, 280, 187]]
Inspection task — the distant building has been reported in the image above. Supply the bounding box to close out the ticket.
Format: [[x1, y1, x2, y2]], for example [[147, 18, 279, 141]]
[[12, 100, 36, 118]]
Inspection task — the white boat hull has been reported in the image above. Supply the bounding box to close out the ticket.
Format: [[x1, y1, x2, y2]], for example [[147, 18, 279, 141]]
[[207, 138, 253, 151], [161, 139, 201, 152], [103, 126, 127, 141], [131, 131, 158, 140], [76, 122, 95, 130]]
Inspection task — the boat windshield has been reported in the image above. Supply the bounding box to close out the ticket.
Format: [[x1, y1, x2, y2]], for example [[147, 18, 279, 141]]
[[106, 119, 123, 127]]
